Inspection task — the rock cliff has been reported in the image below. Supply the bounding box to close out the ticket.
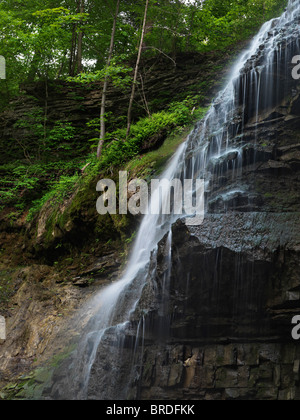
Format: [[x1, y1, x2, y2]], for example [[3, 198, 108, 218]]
[[85, 14, 300, 401]]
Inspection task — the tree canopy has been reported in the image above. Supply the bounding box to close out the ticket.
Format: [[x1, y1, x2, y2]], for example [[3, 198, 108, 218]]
[[0, 0, 288, 104]]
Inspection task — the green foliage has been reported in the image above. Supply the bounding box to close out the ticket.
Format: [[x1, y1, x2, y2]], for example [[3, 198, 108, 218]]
[[0, 1, 88, 106], [68, 57, 133, 91], [94, 97, 207, 169], [26, 173, 80, 221], [0, 0, 288, 109], [14, 108, 44, 137], [45, 121, 76, 152], [0, 159, 83, 213], [10, 111, 77, 160], [191, 0, 288, 51]]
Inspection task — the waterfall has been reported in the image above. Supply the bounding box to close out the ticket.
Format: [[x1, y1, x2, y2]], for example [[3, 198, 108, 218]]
[[49, 0, 300, 400]]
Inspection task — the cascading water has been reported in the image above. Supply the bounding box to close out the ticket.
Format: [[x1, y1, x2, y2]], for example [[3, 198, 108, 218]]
[[49, 0, 300, 400]]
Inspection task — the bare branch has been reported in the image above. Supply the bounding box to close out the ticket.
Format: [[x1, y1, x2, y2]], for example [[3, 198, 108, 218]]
[[143, 46, 177, 66]]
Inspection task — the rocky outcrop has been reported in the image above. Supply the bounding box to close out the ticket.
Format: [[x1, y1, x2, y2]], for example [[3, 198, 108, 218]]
[[83, 209, 300, 400], [126, 217, 300, 400]]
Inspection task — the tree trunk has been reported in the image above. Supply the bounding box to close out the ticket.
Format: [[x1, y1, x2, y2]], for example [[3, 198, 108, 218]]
[[77, 31, 83, 74], [26, 51, 42, 82], [186, 1, 198, 52], [69, 24, 77, 77], [126, 0, 149, 138], [76, 0, 84, 74], [97, 0, 121, 159]]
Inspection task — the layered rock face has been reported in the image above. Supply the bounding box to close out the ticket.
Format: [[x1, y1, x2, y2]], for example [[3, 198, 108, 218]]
[[0, 52, 230, 164], [139, 20, 300, 402], [86, 6, 300, 401]]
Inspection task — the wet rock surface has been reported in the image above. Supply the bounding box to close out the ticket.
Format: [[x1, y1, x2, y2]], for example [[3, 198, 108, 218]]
[[86, 212, 300, 400]]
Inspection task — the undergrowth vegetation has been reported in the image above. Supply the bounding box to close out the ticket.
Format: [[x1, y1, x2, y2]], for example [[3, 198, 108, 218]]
[[0, 93, 207, 223]]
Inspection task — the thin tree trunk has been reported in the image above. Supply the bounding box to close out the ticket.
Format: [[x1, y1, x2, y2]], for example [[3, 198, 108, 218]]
[[97, 0, 120, 159], [76, 0, 84, 74], [27, 51, 42, 82], [138, 71, 151, 117], [126, 0, 149, 138], [77, 31, 83, 73], [69, 24, 77, 77], [57, 50, 68, 78], [43, 78, 48, 154], [186, 2, 197, 52]]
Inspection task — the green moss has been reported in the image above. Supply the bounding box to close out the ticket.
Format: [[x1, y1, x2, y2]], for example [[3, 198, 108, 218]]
[[0, 344, 76, 400], [125, 124, 192, 178]]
